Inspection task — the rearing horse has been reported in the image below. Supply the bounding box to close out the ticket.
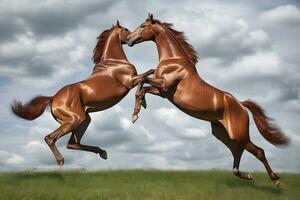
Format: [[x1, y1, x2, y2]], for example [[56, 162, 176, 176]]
[[11, 21, 154, 166], [126, 14, 289, 187]]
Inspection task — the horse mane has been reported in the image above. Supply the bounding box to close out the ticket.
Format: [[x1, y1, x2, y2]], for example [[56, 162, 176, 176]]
[[92, 28, 112, 64], [155, 20, 198, 65]]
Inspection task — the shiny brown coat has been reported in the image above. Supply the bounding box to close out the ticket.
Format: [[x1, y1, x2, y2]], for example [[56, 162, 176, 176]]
[[127, 14, 289, 187], [11, 22, 154, 166]]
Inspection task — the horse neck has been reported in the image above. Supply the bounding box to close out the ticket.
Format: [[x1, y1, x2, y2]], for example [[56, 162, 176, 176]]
[[101, 31, 128, 62], [154, 25, 187, 62]]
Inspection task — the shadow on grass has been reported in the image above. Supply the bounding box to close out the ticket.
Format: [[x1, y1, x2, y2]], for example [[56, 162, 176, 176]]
[[223, 178, 282, 194]]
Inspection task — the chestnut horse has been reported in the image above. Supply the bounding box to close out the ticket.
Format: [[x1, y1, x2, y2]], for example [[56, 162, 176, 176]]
[[126, 14, 289, 187], [11, 21, 154, 166]]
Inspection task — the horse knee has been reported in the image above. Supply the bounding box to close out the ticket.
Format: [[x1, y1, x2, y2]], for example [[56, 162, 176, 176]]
[[44, 135, 54, 146]]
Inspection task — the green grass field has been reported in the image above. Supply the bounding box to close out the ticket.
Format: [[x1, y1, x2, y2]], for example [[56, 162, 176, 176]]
[[0, 170, 299, 200]]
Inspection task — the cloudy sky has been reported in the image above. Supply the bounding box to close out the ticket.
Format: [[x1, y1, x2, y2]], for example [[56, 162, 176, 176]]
[[0, 0, 299, 173]]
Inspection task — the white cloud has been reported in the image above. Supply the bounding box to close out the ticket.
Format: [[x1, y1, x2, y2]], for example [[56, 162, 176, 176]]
[[155, 108, 190, 126], [154, 108, 211, 140], [169, 9, 270, 64], [0, 30, 87, 88], [120, 117, 132, 129], [145, 141, 183, 153], [0, 0, 299, 173], [184, 128, 209, 139], [0, 150, 25, 167], [23, 141, 48, 154], [230, 52, 282, 76], [140, 155, 171, 169], [6, 153, 24, 165], [259, 4, 300, 27]]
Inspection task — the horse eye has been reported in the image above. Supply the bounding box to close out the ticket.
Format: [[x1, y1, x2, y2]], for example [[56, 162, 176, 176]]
[[140, 25, 146, 28], [125, 28, 129, 31]]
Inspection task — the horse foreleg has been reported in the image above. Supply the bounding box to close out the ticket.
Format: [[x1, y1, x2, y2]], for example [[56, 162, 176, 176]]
[[131, 69, 155, 86], [132, 85, 163, 123], [132, 82, 145, 123], [145, 77, 166, 90], [132, 77, 166, 123]]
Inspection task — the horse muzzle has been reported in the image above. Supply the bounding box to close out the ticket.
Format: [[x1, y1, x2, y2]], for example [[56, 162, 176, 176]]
[[126, 37, 136, 46]]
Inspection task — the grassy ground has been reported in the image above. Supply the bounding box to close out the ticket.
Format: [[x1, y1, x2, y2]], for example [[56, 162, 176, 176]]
[[0, 170, 299, 200]]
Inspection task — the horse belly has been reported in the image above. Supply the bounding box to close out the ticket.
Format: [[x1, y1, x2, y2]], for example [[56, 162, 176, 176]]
[[78, 75, 128, 112], [170, 80, 225, 121], [171, 100, 224, 121], [85, 93, 127, 112]]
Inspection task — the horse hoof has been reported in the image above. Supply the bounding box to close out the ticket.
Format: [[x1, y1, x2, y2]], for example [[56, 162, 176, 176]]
[[275, 179, 284, 188], [141, 96, 147, 109], [99, 151, 108, 160], [247, 173, 254, 180], [57, 159, 64, 166], [132, 114, 139, 123]]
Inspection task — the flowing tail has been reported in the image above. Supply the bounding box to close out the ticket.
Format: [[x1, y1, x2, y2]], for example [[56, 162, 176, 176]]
[[241, 100, 289, 146], [11, 96, 52, 120]]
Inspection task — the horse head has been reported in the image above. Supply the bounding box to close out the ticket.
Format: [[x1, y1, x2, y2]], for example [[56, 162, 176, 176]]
[[126, 13, 160, 46], [112, 20, 131, 44]]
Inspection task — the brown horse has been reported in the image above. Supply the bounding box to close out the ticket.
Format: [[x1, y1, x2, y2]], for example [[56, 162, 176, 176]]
[[11, 21, 154, 166], [126, 14, 289, 187]]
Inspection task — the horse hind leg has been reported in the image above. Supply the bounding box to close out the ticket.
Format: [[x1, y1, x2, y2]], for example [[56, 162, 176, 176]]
[[211, 122, 253, 180], [242, 141, 282, 187], [45, 86, 86, 166], [66, 114, 107, 159], [44, 121, 82, 166], [222, 94, 282, 186]]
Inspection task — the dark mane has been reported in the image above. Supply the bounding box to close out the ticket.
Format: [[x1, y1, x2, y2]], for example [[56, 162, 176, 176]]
[[156, 20, 198, 65], [92, 28, 112, 64]]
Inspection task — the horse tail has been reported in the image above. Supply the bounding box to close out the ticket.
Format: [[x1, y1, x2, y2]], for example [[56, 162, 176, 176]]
[[241, 100, 289, 146], [10, 96, 52, 120]]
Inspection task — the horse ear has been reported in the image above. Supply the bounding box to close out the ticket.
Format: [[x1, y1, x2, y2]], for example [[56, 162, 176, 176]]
[[148, 13, 154, 23], [116, 20, 120, 27]]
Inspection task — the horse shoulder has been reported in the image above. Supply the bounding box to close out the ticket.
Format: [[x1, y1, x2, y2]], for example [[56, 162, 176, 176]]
[[111, 63, 136, 90], [156, 61, 191, 87]]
